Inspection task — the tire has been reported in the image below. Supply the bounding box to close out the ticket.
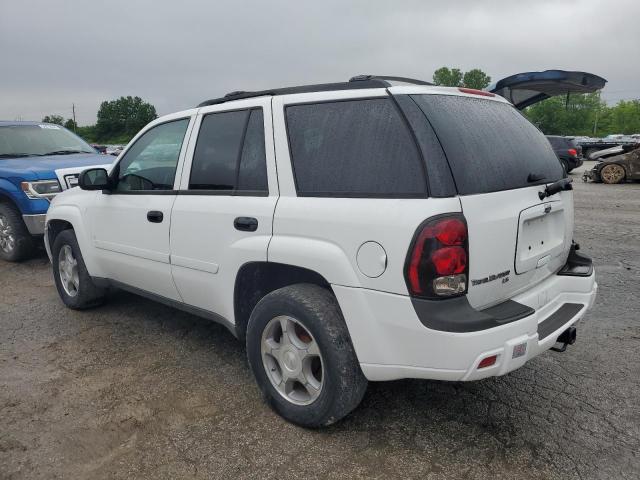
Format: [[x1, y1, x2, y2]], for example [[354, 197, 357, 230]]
[[51, 229, 106, 309], [0, 202, 34, 262], [561, 160, 570, 175], [600, 164, 626, 184], [246, 284, 367, 428]]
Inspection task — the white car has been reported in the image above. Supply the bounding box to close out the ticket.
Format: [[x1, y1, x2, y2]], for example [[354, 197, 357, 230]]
[[44, 76, 597, 427]]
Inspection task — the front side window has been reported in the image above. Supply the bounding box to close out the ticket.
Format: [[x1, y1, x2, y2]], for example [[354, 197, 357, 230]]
[[189, 108, 268, 194], [115, 118, 190, 192], [285, 98, 427, 197]]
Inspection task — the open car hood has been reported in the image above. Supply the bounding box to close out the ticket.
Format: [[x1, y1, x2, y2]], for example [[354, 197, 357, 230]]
[[488, 70, 607, 110]]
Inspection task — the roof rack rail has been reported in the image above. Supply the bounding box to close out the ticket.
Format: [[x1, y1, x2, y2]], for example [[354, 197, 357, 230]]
[[197, 75, 432, 107], [349, 75, 433, 86]]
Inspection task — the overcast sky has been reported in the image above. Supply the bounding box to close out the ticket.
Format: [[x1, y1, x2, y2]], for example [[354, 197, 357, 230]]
[[2, 0, 639, 125]]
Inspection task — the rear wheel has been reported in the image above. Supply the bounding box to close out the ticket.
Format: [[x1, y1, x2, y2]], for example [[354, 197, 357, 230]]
[[0, 202, 34, 262], [246, 284, 367, 427], [52, 229, 106, 309], [600, 164, 626, 184], [561, 159, 570, 174]]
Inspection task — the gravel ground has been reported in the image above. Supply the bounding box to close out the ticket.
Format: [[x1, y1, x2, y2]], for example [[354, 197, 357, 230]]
[[1, 163, 639, 479]]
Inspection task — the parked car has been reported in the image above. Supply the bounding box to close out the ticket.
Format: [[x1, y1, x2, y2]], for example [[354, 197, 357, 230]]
[[44, 75, 597, 427], [583, 144, 640, 184], [0, 121, 110, 261], [105, 145, 124, 156], [546, 135, 584, 173], [91, 144, 108, 154]]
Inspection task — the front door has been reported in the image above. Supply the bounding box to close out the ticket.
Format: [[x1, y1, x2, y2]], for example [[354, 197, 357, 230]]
[[170, 98, 278, 322], [89, 115, 194, 301]]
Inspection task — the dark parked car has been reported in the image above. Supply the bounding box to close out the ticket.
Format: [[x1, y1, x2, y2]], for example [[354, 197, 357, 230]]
[[584, 144, 640, 184], [546, 136, 584, 173]]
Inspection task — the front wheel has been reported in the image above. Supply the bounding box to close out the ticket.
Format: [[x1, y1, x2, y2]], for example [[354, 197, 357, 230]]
[[600, 164, 626, 184], [52, 229, 106, 309], [0, 203, 34, 262], [246, 284, 367, 427]]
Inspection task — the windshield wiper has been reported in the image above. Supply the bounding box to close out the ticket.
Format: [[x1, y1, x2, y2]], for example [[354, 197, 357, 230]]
[[39, 150, 91, 156], [0, 153, 37, 158]]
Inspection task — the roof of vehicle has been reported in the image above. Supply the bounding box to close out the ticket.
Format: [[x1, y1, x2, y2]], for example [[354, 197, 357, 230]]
[[197, 75, 435, 107]]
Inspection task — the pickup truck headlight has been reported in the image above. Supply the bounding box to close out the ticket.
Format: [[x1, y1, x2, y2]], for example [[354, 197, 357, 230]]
[[20, 180, 62, 200]]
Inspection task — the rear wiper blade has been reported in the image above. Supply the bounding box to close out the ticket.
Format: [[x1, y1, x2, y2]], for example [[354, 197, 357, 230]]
[[40, 150, 89, 156], [538, 177, 573, 200]]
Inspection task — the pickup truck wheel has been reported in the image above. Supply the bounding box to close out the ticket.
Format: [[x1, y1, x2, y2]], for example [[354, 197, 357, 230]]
[[246, 284, 367, 427], [52, 229, 106, 309], [0, 203, 34, 262], [600, 164, 626, 184]]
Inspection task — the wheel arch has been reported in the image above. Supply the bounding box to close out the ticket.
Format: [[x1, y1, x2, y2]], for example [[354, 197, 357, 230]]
[[45, 205, 105, 277], [233, 262, 333, 342]]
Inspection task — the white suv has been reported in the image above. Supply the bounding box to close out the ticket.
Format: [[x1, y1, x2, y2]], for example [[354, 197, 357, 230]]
[[44, 76, 597, 427]]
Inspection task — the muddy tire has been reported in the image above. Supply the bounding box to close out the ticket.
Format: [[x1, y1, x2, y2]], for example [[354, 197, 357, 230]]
[[246, 284, 367, 428], [0, 202, 34, 262], [600, 164, 626, 184], [52, 229, 106, 309]]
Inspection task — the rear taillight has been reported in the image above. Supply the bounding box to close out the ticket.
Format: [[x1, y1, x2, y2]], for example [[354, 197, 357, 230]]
[[404, 214, 469, 299], [568, 148, 578, 157]]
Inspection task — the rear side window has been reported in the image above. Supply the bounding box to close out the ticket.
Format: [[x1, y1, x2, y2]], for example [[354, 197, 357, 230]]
[[189, 108, 268, 194], [286, 98, 427, 197], [411, 95, 563, 195]]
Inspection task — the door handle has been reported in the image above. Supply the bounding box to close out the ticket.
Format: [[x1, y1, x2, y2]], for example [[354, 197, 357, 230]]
[[234, 217, 258, 232], [147, 210, 164, 223]]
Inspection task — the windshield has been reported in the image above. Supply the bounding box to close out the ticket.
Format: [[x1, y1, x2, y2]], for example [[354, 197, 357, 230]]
[[0, 124, 95, 158]]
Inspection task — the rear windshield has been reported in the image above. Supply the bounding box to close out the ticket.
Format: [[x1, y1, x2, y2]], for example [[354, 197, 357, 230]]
[[547, 137, 576, 149], [411, 95, 563, 195]]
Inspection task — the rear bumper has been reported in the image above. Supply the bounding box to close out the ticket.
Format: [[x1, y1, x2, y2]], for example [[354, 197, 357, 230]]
[[334, 270, 597, 382], [22, 214, 46, 235]]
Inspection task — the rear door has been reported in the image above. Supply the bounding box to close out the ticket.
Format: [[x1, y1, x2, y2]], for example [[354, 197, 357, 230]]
[[488, 70, 607, 110], [169, 98, 278, 321], [408, 92, 573, 310]]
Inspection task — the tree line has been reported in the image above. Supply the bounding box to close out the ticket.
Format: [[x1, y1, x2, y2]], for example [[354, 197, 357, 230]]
[[42, 96, 157, 144], [431, 66, 639, 136]]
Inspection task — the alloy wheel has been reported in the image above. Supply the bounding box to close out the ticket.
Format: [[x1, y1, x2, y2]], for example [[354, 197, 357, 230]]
[[261, 315, 324, 405], [0, 214, 15, 254], [58, 244, 80, 297]]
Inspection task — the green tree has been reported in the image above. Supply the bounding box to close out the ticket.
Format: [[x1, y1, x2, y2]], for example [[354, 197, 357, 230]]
[[63, 118, 77, 131], [462, 69, 491, 89], [432, 67, 463, 87], [524, 93, 606, 136], [42, 115, 64, 125], [95, 96, 157, 141]]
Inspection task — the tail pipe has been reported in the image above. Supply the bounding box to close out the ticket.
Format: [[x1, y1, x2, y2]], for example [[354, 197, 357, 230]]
[[551, 326, 577, 353]]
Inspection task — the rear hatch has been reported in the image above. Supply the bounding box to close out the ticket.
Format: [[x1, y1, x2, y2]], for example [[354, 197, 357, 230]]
[[488, 70, 607, 110], [409, 93, 573, 309]]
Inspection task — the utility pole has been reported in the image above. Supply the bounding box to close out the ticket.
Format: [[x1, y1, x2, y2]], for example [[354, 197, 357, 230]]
[[72, 103, 77, 132], [593, 91, 600, 137]]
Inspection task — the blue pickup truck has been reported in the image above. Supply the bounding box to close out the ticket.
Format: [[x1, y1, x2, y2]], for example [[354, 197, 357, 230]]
[[0, 121, 110, 261]]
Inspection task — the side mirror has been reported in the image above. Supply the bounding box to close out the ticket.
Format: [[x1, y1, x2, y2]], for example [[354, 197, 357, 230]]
[[78, 168, 110, 191]]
